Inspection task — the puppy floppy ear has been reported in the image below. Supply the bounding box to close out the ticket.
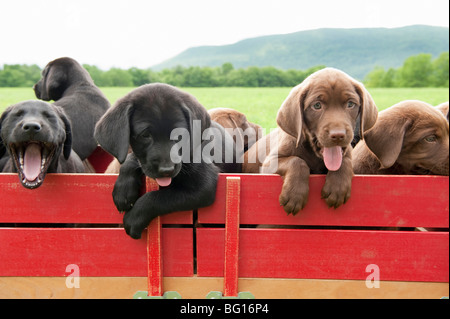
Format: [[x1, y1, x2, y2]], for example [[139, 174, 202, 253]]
[[276, 82, 308, 147], [180, 96, 211, 133], [94, 99, 132, 164], [0, 107, 12, 158], [45, 65, 68, 101], [0, 140, 5, 159], [436, 102, 449, 122], [53, 106, 73, 160], [364, 116, 411, 169], [353, 81, 378, 137]]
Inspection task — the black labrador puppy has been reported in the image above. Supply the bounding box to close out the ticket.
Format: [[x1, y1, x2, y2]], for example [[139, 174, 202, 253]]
[[33, 57, 110, 160], [95, 83, 238, 239], [0, 100, 85, 189]]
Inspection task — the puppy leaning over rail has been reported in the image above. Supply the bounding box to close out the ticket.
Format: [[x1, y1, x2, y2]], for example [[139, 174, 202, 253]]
[[102, 106, 248, 174], [353, 100, 449, 175], [0, 100, 85, 189], [94, 83, 239, 239], [243, 68, 378, 214]]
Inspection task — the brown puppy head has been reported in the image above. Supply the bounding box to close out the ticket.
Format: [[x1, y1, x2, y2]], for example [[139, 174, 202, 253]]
[[208, 107, 262, 151], [33, 57, 94, 101], [276, 67, 378, 171], [364, 100, 449, 175]]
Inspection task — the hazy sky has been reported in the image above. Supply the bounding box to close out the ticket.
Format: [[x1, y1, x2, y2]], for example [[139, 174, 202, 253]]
[[1, 0, 449, 69]]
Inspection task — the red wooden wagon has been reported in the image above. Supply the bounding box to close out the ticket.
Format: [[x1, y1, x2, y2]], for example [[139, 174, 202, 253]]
[[0, 149, 448, 299]]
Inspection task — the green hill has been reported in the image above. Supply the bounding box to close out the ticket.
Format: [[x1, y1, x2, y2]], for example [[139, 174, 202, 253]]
[[152, 25, 449, 80]]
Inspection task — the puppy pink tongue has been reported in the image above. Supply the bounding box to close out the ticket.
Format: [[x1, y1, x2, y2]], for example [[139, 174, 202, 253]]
[[323, 146, 343, 171], [23, 144, 42, 181], [156, 177, 172, 187]]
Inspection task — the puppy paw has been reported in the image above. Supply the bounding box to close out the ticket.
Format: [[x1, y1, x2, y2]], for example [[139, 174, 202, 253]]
[[321, 177, 351, 209], [122, 209, 147, 240], [279, 183, 309, 215], [112, 177, 141, 212]]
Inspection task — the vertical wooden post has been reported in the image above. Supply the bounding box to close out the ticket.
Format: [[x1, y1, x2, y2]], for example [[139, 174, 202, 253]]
[[223, 176, 241, 297], [145, 178, 163, 297]]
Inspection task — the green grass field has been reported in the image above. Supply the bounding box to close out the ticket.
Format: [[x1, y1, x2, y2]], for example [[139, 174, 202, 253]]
[[0, 87, 448, 129]]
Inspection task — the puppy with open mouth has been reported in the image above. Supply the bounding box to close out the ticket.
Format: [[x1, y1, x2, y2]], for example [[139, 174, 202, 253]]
[[0, 100, 85, 189]]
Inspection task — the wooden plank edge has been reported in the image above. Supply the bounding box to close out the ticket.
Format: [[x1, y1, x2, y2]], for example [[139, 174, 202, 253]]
[[0, 277, 447, 299]]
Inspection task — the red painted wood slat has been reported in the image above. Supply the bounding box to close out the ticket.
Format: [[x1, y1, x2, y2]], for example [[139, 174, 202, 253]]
[[147, 217, 163, 296], [198, 174, 449, 228], [197, 228, 449, 282], [223, 177, 240, 297], [146, 179, 163, 297], [0, 228, 193, 277], [0, 174, 192, 225]]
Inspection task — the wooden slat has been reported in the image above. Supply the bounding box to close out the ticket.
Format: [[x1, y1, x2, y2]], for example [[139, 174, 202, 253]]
[[0, 228, 193, 277], [223, 177, 241, 297], [198, 174, 449, 228], [0, 277, 447, 299], [147, 217, 163, 296], [0, 174, 192, 224], [0, 277, 448, 299], [145, 178, 163, 296], [197, 228, 449, 282], [2, 173, 447, 227]]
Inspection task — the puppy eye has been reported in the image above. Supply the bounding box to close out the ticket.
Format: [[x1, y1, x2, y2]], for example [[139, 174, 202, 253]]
[[312, 102, 322, 110], [140, 131, 152, 140], [137, 129, 153, 141], [424, 135, 437, 143], [15, 110, 24, 117], [347, 101, 356, 108]]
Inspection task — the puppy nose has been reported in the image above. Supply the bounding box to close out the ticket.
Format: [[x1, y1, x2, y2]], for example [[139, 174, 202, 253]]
[[22, 122, 42, 133], [158, 166, 175, 177], [329, 129, 346, 141]]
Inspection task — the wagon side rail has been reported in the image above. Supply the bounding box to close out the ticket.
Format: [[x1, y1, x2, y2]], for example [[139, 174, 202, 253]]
[[197, 174, 449, 284], [0, 173, 448, 298]]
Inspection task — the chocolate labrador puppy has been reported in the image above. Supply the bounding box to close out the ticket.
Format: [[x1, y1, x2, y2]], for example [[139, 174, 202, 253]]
[[243, 68, 378, 213], [353, 100, 449, 175], [0, 100, 85, 189], [33, 57, 110, 160], [95, 83, 236, 239], [208, 107, 262, 153]]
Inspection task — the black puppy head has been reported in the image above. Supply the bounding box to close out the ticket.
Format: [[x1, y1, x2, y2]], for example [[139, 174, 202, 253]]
[[33, 57, 94, 101], [95, 83, 211, 182], [0, 100, 73, 189]]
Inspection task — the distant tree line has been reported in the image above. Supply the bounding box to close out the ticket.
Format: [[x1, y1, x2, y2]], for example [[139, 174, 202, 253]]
[[1, 52, 448, 88], [0, 64, 41, 87], [364, 52, 449, 88], [81, 63, 325, 88]]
